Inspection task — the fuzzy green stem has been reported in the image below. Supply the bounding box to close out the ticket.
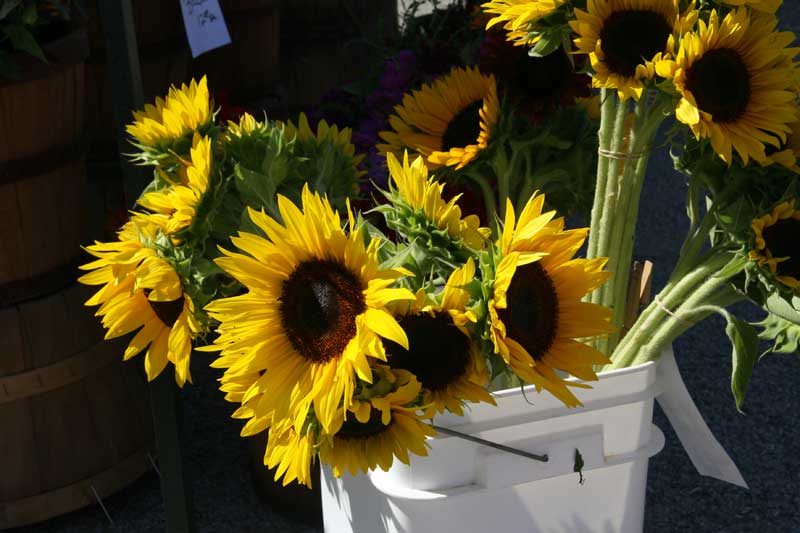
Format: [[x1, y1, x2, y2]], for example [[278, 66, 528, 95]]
[[609, 251, 738, 368], [587, 89, 617, 260], [673, 182, 743, 280], [468, 173, 499, 234], [595, 97, 648, 353], [673, 209, 720, 279], [601, 100, 669, 353], [589, 97, 630, 307], [516, 178, 536, 216], [612, 253, 731, 363], [626, 286, 743, 368]]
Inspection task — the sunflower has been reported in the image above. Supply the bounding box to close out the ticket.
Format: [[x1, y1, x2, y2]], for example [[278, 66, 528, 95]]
[[127, 76, 213, 150], [386, 151, 490, 249], [478, 31, 592, 121], [657, 9, 800, 164], [317, 369, 436, 477], [263, 417, 317, 488], [78, 217, 200, 386], [764, 119, 800, 173], [571, 0, 698, 100], [204, 186, 416, 434], [488, 194, 614, 407], [225, 112, 267, 140], [278, 112, 366, 209], [720, 0, 781, 12], [282, 112, 363, 168], [482, 0, 566, 46], [137, 133, 213, 236], [385, 258, 495, 416], [378, 66, 499, 170], [748, 200, 800, 291]]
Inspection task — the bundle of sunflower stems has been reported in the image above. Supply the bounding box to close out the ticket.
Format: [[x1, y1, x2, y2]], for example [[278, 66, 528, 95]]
[[79, 0, 800, 488]]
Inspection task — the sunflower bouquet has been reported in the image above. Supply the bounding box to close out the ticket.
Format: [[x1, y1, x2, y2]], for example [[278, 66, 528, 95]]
[[474, 0, 800, 408], [77, 73, 619, 488], [77, 0, 800, 493]]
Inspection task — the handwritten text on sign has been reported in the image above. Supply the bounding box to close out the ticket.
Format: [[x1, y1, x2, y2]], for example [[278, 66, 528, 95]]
[[180, 0, 231, 58]]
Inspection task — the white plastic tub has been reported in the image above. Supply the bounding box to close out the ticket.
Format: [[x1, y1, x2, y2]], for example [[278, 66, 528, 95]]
[[321, 361, 664, 533]]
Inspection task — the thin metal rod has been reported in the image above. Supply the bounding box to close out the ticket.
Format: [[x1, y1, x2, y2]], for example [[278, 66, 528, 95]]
[[432, 424, 549, 463], [147, 452, 162, 478], [89, 484, 114, 526]]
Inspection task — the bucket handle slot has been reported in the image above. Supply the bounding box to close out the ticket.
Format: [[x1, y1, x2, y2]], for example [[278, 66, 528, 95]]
[[369, 425, 665, 500]]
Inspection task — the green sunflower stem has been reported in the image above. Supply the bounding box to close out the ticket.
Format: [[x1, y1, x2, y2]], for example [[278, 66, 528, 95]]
[[609, 251, 739, 369], [466, 172, 499, 234], [588, 94, 630, 308], [601, 97, 669, 354], [587, 89, 617, 260], [626, 287, 744, 369]]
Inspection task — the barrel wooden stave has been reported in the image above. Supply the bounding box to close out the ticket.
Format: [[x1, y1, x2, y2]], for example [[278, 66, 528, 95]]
[[0, 284, 153, 529], [0, 59, 86, 290]]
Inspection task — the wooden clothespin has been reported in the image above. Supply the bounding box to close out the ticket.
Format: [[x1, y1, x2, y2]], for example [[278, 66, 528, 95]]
[[621, 260, 654, 339]]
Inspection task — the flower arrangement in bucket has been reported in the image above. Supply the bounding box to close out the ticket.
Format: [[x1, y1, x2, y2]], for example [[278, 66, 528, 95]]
[[76, 0, 800, 529], [79, 76, 614, 483]]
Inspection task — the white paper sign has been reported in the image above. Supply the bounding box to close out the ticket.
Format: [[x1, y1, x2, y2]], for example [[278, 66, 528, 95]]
[[657, 347, 748, 488], [179, 0, 231, 58]]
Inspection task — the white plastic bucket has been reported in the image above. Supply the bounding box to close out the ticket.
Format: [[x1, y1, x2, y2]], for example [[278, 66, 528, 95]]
[[321, 361, 664, 533]]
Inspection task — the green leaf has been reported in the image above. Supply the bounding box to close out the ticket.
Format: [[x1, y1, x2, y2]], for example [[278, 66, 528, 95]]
[[529, 32, 562, 58], [724, 314, 759, 412], [234, 163, 278, 216], [0, 1, 22, 20], [764, 292, 800, 325], [574, 449, 585, 485], [21, 1, 37, 25], [756, 313, 800, 356], [2, 24, 46, 62]]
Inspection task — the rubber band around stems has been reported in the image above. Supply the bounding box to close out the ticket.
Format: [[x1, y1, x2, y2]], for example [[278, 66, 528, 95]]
[[597, 146, 652, 160], [654, 294, 695, 326]]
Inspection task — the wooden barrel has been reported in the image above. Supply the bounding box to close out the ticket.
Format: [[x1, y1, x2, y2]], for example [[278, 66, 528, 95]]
[[0, 284, 154, 529], [0, 28, 89, 303], [277, 0, 398, 112], [191, 0, 281, 103], [0, 28, 153, 529], [84, 0, 191, 156]]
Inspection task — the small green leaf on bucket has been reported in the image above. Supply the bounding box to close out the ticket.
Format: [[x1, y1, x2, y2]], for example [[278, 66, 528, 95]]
[[574, 449, 585, 485]]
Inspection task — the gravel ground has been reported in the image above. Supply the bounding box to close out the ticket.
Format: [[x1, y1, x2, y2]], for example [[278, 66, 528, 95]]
[[13, 5, 800, 533]]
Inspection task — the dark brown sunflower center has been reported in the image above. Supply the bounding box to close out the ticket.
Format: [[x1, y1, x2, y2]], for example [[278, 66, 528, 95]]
[[280, 260, 365, 363], [496, 262, 558, 361], [763, 218, 800, 279], [441, 100, 483, 151], [385, 312, 471, 391], [516, 48, 572, 101], [599, 10, 672, 78], [338, 408, 389, 440], [143, 289, 184, 327], [685, 48, 750, 123]]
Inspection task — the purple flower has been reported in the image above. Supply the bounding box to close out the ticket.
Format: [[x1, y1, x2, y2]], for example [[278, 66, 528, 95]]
[[379, 49, 418, 91]]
